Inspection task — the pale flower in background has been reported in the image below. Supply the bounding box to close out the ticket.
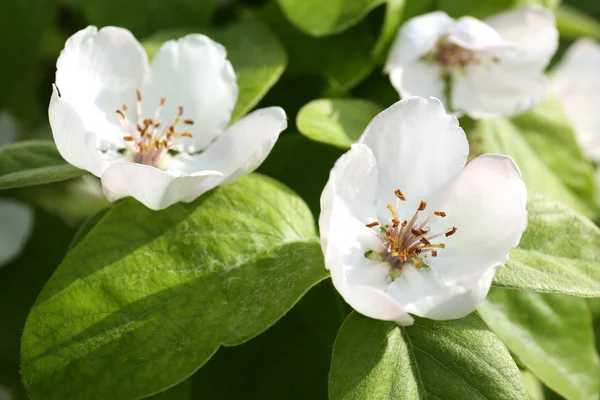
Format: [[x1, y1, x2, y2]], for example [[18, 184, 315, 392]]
[[0, 112, 34, 268], [551, 38, 600, 163], [320, 97, 527, 325], [385, 6, 558, 119], [50, 26, 287, 211]]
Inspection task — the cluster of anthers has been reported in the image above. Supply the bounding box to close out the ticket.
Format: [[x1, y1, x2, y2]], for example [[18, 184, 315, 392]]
[[434, 41, 476, 68], [116, 90, 194, 167], [365, 189, 457, 273]]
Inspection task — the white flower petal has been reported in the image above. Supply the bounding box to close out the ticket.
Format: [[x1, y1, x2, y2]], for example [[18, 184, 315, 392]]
[[169, 107, 286, 201], [552, 38, 600, 162], [447, 16, 504, 50], [101, 163, 222, 211], [389, 61, 446, 102], [0, 199, 34, 267], [49, 86, 111, 177], [320, 143, 379, 260], [359, 97, 468, 221], [485, 5, 558, 70], [143, 34, 238, 153], [0, 111, 17, 146], [452, 55, 548, 118], [55, 26, 148, 146], [387, 264, 497, 320], [385, 11, 454, 72], [428, 154, 527, 285]]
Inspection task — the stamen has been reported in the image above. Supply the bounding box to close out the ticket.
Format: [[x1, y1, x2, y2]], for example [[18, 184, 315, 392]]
[[410, 228, 421, 237], [136, 90, 142, 101], [420, 237, 431, 246], [183, 119, 194, 125], [445, 227, 457, 237], [178, 106, 184, 116], [366, 221, 380, 228], [179, 132, 193, 138], [123, 136, 134, 141], [434, 211, 446, 217], [418, 201, 427, 211], [394, 189, 406, 201], [116, 110, 126, 119]]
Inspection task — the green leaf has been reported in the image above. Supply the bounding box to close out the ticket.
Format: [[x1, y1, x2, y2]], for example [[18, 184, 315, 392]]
[[330, 312, 525, 400], [192, 280, 348, 399], [521, 370, 545, 400], [248, 4, 376, 91], [556, 5, 600, 40], [258, 133, 344, 216], [0, 141, 85, 191], [83, 0, 218, 38], [277, 0, 385, 36], [479, 287, 600, 400], [142, 19, 287, 122], [474, 99, 596, 217], [494, 191, 600, 296], [297, 99, 383, 149], [21, 174, 327, 400]]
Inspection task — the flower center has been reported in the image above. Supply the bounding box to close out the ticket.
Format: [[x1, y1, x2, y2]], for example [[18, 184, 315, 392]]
[[365, 188, 456, 274], [115, 89, 194, 167], [434, 41, 475, 68]]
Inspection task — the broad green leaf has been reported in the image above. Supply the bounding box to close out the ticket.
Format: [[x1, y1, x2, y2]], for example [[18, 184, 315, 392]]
[[0, 141, 85, 191], [511, 96, 596, 209], [556, 5, 600, 40], [192, 280, 348, 399], [21, 174, 327, 400], [84, 0, 218, 38], [475, 108, 595, 216], [330, 312, 525, 400], [522, 370, 545, 400], [479, 288, 600, 400], [494, 191, 600, 296], [258, 133, 344, 216], [0, 209, 74, 366], [277, 0, 385, 36], [142, 19, 287, 122], [249, 4, 376, 91], [297, 99, 383, 149]]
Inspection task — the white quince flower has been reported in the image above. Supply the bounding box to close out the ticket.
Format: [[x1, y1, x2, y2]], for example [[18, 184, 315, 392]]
[[551, 38, 600, 163], [50, 26, 287, 211], [320, 97, 527, 325], [0, 112, 34, 268], [385, 6, 558, 119]]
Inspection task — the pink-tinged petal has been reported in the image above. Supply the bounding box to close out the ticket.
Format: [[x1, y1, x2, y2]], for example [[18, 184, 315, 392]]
[[552, 38, 600, 162], [447, 16, 504, 50], [359, 97, 468, 221], [55, 26, 148, 146], [101, 162, 221, 211], [485, 5, 558, 70], [385, 11, 454, 72], [427, 154, 527, 285], [143, 34, 238, 153]]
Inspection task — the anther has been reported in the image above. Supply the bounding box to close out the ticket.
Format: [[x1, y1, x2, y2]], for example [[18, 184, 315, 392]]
[[136, 90, 142, 101], [160, 97, 165, 106], [400, 250, 408, 262], [179, 132, 193, 138], [419, 228, 428, 235], [366, 221, 380, 228], [418, 201, 427, 211], [431, 250, 438, 257], [411, 228, 421, 237], [392, 219, 400, 228], [184, 119, 194, 125], [178, 106, 184, 116], [420, 237, 431, 246], [445, 227, 457, 237], [116, 110, 126, 119], [394, 189, 406, 201], [123, 136, 134, 141], [122, 105, 128, 111], [434, 211, 446, 217]]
